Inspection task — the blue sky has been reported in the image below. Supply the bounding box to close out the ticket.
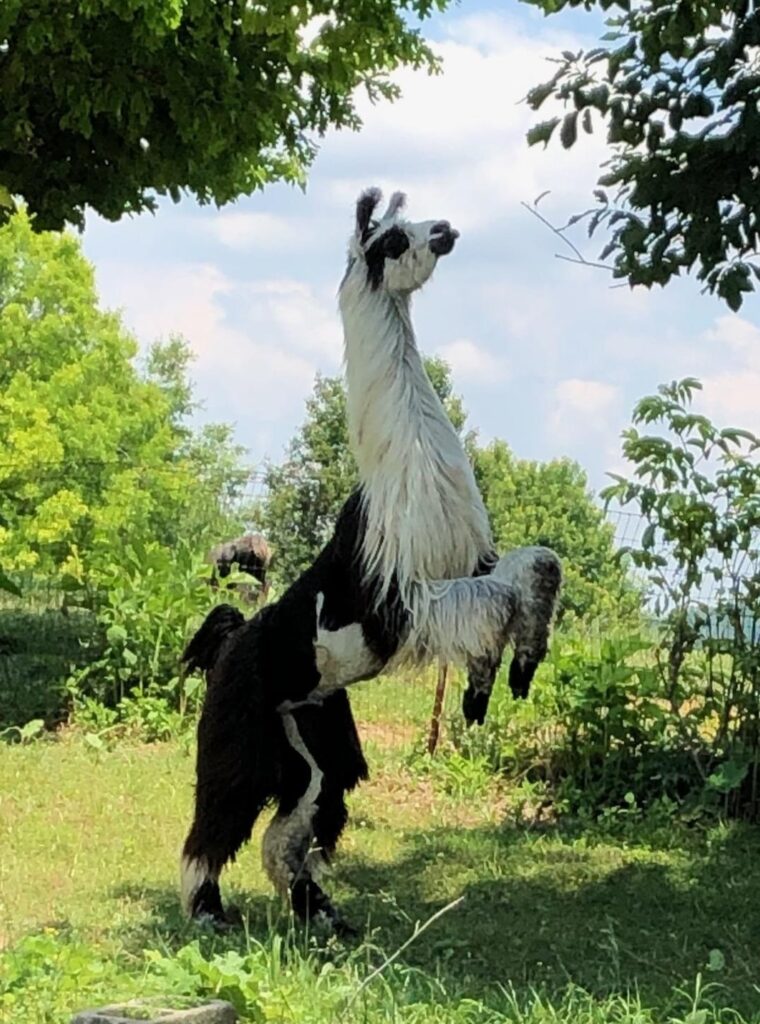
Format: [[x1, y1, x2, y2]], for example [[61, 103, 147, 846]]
[[81, 2, 760, 492]]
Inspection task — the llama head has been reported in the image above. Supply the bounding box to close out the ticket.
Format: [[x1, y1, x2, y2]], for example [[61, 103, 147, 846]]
[[341, 187, 459, 295]]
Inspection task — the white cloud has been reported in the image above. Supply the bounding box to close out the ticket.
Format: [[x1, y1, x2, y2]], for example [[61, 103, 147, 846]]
[[704, 314, 760, 369], [320, 14, 606, 232], [92, 262, 320, 455], [207, 211, 303, 252], [436, 338, 509, 383], [241, 279, 342, 363], [700, 315, 760, 432], [549, 377, 622, 444]]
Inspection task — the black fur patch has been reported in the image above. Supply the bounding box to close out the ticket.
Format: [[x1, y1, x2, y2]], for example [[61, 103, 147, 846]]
[[355, 188, 381, 238], [182, 604, 245, 675], [364, 227, 410, 290]]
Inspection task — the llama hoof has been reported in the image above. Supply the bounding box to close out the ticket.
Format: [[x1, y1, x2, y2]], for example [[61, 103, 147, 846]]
[[508, 655, 538, 700], [462, 686, 490, 726], [189, 879, 240, 930]]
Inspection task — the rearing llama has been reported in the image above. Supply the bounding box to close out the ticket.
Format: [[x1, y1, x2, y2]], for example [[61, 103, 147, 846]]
[[179, 188, 561, 934]]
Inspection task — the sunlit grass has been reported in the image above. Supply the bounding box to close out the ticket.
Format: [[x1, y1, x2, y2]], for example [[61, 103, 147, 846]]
[[3, 726, 760, 1024]]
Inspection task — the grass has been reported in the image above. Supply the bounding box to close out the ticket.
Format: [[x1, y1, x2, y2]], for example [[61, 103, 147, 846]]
[[3, 708, 760, 1024]]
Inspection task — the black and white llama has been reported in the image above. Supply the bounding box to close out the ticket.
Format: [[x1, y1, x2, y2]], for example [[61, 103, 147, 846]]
[[179, 188, 561, 933]]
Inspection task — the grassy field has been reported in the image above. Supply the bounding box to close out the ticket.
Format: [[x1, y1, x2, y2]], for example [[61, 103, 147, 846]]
[[2, 698, 760, 1024]]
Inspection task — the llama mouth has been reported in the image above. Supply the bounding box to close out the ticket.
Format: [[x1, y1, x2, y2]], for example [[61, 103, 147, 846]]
[[429, 225, 459, 256]]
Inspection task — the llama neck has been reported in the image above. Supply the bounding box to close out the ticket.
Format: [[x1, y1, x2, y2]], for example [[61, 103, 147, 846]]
[[339, 278, 492, 607]]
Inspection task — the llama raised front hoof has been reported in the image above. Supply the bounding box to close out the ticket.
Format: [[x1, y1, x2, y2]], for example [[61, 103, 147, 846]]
[[462, 686, 490, 726], [508, 655, 539, 700]]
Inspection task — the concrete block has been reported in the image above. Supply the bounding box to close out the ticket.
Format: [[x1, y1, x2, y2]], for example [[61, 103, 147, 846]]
[[71, 999, 237, 1024]]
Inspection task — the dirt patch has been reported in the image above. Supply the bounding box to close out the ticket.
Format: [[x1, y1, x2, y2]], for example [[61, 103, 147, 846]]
[[357, 719, 418, 751]]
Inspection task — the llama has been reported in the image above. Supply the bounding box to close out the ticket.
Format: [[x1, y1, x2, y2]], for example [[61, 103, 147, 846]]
[[209, 533, 271, 604], [179, 189, 562, 933]]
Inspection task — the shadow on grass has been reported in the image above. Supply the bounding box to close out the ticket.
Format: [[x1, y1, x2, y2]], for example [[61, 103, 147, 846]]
[[105, 819, 760, 1018]]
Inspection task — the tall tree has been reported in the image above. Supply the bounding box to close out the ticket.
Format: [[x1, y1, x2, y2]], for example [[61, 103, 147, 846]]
[[0, 0, 445, 230], [474, 440, 638, 625], [259, 356, 468, 586], [526, 0, 760, 310], [0, 210, 247, 589]]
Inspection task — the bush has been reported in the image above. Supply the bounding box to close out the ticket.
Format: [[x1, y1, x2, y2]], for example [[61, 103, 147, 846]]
[[66, 538, 249, 723], [444, 381, 760, 823]]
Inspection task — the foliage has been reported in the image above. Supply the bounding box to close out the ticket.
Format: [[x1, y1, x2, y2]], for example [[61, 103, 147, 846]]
[[474, 440, 640, 626], [258, 357, 468, 586], [0, 605, 101, 728], [525, 0, 760, 308], [0, 210, 256, 726], [444, 380, 760, 822], [0, 0, 446, 231], [602, 378, 760, 818], [67, 538, 249, 719], [0, 210, 249, 592]]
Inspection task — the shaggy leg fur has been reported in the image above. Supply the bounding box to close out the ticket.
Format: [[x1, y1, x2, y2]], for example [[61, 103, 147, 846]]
[[262, 693, 367, 933], [180, 607, 280, 926], [181, 704, 280, 925], [461, 546, 562, 724]]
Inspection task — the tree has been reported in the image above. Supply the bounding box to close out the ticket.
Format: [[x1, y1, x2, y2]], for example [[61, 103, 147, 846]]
[[0, 210, 248, 590], [525, 0, 760, 310], [258, 356, 467, 585], [0, 0, 445, 231], [474, 440, 638, 625]]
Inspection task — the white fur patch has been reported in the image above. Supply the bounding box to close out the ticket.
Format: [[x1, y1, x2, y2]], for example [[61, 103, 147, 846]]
[[261, 714, 324, 896], [339, 274, 492, 612], [179, 854, 212, 916], [313, 591, 383, 693], [399, 575, 517, 668], [492, 545, 562, 658]]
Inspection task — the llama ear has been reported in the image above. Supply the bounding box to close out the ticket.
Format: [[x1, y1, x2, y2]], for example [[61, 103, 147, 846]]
[[356, 187, 382, 239], [383, 191, 406, 220]]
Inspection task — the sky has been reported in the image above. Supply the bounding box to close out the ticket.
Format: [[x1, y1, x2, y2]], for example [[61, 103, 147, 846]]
[[80, 2, 760, 494]]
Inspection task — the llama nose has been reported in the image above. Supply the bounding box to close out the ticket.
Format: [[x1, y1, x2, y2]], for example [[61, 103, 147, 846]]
[[429, 221, 459, 255]]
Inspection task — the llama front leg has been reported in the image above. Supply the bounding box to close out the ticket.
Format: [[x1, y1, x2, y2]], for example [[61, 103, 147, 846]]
[[459, 546, 562, 722], [493, 546, 562, 700]]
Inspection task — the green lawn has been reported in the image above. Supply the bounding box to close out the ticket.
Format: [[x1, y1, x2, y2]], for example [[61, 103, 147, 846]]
[[2, 723, 760, 1023]]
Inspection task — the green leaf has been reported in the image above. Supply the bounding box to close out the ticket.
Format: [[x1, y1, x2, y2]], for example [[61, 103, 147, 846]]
[[527, 117, 561, 147], [560, 110, 579, 149], [706, 948, 725, 972], [20, 719, 45, 743], [0, 571, 22, 597], [106, 624, 128, 646]]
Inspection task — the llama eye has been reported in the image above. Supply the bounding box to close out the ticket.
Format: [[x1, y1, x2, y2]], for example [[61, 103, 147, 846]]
[[382, 228, 410, 259]]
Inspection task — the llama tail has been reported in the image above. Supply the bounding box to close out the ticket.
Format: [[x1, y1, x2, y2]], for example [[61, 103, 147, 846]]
[[182, 604, 245, 675]]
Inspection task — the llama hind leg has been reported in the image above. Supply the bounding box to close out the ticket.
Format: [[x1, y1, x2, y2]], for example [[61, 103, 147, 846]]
[[180, 675, 277, 925], [181, 773, 268, 926], [262, 700, 363, 934]]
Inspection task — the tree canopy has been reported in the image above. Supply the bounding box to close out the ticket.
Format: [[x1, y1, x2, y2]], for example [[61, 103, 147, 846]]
[[526, 0, 760, 310], [0, 210, 248, 590], [0, 0, 444, 230], [474, 440, 637, 624]]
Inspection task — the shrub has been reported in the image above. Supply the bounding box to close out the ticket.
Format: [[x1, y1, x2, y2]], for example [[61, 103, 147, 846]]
[[67, 537, 249, 722]]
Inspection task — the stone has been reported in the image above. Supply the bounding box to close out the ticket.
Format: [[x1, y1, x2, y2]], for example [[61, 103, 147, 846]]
[[71, 999, 237, 1024]]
